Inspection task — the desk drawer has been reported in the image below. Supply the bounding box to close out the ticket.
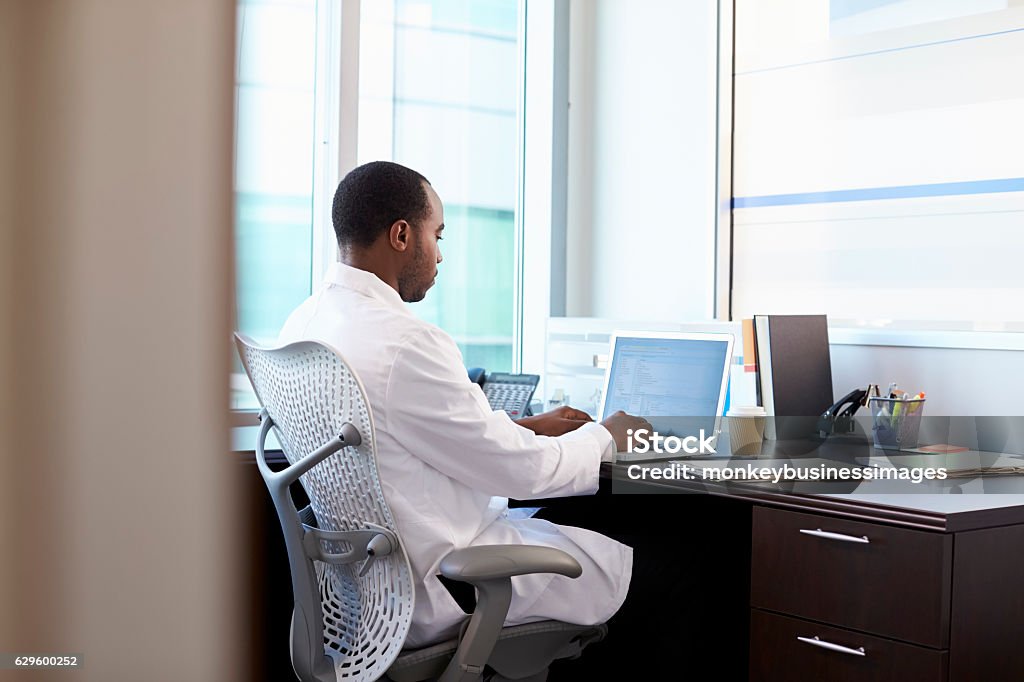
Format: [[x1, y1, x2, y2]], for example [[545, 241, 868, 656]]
[[751, 506, 952, 647], [750, 609, 947, 682]]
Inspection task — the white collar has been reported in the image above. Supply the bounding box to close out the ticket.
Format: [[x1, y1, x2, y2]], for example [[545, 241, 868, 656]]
[[323, 262, 409, 315]]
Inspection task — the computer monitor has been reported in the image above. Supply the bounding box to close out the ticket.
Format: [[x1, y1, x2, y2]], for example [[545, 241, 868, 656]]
[[599, 331, 734, 456]]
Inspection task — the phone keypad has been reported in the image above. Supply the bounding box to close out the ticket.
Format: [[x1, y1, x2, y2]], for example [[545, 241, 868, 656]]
[[483, 383, 534, 417]]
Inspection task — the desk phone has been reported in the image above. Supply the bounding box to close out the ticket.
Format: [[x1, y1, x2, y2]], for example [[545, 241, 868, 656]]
[[471, 371, 540, 417]]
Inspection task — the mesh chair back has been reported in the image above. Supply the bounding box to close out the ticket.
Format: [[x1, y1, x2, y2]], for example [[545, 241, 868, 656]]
[[236, 336, 414, 681]]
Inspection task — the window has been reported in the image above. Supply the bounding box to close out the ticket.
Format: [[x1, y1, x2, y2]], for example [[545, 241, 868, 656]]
[[234, 0, 319, 345], [357, 0, 521, 371], [729, 0, 1024, 330], [233, 0, 528, 411], [233, 0, 320, 408]]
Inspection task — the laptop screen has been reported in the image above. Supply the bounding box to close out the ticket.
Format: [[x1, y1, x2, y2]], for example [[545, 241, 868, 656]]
[[600, 332, 733, 437]]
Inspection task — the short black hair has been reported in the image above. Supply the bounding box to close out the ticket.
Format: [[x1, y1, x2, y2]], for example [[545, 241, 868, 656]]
[[332, 161, 431, 248]]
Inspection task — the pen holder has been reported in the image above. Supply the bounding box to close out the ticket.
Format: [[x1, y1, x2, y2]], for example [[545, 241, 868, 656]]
[[869, 397, 925, 450]]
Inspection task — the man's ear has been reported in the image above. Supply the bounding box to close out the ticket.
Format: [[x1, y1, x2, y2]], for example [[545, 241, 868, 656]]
[[389, 220, 411, 252]]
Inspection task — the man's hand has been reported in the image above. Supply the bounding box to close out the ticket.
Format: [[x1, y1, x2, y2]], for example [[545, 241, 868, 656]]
[[515, 405, 594, 437], [600, 410, 651, 451]]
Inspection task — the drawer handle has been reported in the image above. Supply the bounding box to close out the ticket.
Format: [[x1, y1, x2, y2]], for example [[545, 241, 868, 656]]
[[799, 528, 870, 544], [797, 635, 866, 657]]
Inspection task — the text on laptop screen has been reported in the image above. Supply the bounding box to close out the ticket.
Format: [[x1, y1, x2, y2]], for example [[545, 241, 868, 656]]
[[602, 336, 730, 419]]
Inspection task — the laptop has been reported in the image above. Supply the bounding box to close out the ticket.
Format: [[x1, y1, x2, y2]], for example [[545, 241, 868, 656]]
[[598, 331, 734, 463]]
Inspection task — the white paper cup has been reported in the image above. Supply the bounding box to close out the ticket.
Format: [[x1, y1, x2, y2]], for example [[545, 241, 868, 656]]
[[726, 406, 767, 456]]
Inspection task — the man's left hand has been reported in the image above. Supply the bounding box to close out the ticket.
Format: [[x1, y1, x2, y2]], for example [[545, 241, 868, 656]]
[[514, 406, 593, 437]]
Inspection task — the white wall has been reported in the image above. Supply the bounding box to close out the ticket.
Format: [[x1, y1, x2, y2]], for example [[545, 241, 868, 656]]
[[566, 0, 717, 321], [831, 343, 1024, 417]]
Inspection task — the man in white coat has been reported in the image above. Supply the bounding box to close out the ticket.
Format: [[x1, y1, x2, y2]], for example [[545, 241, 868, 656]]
[[279, 161, 647, 649]]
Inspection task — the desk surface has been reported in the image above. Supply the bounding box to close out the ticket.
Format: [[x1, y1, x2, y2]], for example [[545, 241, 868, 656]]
[[604, 440, 1024, 532], [232, 424, 1024, 532]]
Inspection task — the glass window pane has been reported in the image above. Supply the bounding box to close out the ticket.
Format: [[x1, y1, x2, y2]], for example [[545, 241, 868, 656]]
[[359, 0, 521, 371], [732, 0, 1024, 324], [233, 0, 319, 407]]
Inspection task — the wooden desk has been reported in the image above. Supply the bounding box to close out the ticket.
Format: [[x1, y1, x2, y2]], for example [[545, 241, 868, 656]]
[[237, 424, 1024, 681], [603, 454, 1024, 682]]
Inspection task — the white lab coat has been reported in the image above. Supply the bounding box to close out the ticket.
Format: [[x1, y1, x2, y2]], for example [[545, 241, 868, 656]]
[[278, 262, 633, 647]]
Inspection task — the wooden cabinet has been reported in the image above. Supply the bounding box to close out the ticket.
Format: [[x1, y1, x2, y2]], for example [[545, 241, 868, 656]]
[[948, 524, 1024, 681], [751, 507, 951, 647], [749, 506, 1024, 682], [750, 609, 947, 682]]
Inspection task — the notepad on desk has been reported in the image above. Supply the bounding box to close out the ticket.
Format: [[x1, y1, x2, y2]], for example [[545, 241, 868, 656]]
[[905, 444, 970, 454]]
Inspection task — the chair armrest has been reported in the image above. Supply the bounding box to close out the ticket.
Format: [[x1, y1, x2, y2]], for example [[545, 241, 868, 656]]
[[437, 545, 583, 682], [440, 544, 582, 583]]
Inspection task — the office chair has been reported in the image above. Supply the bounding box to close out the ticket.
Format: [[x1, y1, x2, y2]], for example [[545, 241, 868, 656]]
[[234, 335, 607, 682]]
